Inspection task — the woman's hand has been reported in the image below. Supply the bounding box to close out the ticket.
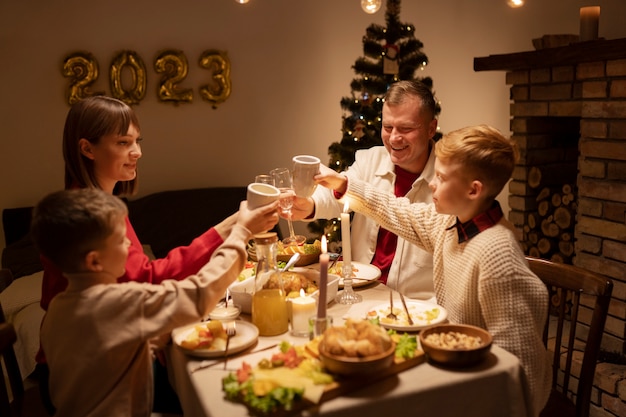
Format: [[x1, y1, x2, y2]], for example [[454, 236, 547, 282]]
[[315, 164, 348, 195], [288, 196, 315, 220], [238, 200, 280, 236]]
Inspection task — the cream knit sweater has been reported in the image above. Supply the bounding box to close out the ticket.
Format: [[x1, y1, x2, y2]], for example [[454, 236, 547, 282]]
[[344, 178, 551, 417]]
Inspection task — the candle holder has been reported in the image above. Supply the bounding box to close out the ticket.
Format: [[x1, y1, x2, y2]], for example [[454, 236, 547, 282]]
[[335, 264, 362, 305]]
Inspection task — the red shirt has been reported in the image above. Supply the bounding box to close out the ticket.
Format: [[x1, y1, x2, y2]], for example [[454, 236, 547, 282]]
[[371, 166, 419, 284]]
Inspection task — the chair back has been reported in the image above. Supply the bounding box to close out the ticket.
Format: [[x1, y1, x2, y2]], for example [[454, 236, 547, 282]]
[[0, 319, 24, 417], [527, 257, 613, 417]]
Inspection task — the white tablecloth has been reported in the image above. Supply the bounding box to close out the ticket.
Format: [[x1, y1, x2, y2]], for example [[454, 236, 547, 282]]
[[167, 283, 531, 417]]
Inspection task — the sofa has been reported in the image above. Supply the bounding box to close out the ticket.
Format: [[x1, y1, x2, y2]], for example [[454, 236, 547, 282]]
[[0, 186, 282, 379]]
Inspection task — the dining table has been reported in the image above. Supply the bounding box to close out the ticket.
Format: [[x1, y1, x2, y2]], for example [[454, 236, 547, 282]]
[[167, 278, 532, 417]]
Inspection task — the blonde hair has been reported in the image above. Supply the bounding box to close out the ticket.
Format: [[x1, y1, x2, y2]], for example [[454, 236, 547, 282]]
[[435, 125, 519, 199]]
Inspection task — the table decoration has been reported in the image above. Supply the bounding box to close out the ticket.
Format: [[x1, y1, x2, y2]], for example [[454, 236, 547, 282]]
[[317, 236, 329, 321], [580, 6, 600, 42], [336, 200, 362, 304], [290, 289, 316, 337]]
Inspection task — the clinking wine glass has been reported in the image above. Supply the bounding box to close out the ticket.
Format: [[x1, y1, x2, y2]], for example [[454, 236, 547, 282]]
[[270, 167, 306, 246]]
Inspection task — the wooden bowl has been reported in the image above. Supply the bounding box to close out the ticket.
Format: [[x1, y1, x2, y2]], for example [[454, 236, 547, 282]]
[[419, 324, 492, 367], [318, 340, 396, 376]]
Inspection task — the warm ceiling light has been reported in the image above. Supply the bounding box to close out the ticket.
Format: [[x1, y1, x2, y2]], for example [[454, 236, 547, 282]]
[[507, 0, 525, 8], [361, 0, 382, 14], [235, 0, 250, 4]]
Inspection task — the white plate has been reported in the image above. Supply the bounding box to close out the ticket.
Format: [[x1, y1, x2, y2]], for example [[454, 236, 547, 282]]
[[369, 300, 448, 331], [172, 320, 259, 358], [330, 262, 381, 288]]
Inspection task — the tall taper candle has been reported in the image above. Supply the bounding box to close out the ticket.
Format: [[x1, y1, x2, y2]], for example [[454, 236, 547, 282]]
[[317, 236, 328, 319], [580, 6, 600, 42], [341, 201, 352, 269]]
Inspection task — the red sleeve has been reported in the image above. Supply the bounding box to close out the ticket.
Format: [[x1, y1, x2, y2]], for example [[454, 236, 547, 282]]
[[40, 216, 225, 310], [119, 217, 224, 285]]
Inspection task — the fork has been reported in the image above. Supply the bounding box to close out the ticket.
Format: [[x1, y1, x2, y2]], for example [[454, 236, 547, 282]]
[[386, 291, 398, 321], [223, 322, 237, 370], [399, 293, 414, 325]]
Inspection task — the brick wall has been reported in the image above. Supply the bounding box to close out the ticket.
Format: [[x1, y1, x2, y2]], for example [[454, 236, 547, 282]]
[[475, 38, 626, 416]]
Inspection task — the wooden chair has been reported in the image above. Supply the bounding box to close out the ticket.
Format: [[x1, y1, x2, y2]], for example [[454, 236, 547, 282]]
[[527, 257, 613, 417], [0, 303, 50, 417]]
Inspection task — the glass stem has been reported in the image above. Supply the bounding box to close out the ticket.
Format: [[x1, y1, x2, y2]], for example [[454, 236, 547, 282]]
[[287, 212, 296, 238]]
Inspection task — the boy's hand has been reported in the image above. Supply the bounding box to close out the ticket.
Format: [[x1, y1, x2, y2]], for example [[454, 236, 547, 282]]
[[315, 164, 348, 195], [238, 200, 280, 236]]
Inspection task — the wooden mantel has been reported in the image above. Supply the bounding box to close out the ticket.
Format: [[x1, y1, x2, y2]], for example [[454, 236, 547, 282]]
[[474, 37, 626, 72]]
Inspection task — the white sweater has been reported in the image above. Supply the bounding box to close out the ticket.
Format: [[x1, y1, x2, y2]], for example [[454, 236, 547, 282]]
[[312, 146, 435, 299], [344, 178, 551, 417]]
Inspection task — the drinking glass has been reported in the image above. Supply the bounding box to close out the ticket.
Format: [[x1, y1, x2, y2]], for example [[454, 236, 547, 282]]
[[270, 167, 306, 246], [255, 174, 274, 185]]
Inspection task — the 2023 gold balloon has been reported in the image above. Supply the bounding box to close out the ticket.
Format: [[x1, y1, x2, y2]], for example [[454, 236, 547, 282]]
[[198, 49, 231, 109], [154, 49, 193, 105], [62, 51, 104, 105], [109, 50, 147, 105]]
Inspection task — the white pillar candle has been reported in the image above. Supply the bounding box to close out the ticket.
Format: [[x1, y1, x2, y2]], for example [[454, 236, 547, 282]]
[[317, 236, 328, 319], [341, 200, 352, 268], [580, 6, 600, 42], [291, 291, 316, 335]]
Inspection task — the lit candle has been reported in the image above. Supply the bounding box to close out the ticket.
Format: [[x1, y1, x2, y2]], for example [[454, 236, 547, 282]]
[[341, 200, 352, 269], [317, 236, 328, 319], [291, 289, 316, 336], [580, 6, 600, 42]]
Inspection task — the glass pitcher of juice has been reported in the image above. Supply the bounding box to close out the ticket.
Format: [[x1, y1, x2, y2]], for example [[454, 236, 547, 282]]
[[252, 232, 288, 336]]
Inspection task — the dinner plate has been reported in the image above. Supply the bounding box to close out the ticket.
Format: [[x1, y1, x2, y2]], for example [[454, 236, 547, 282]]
[[172, 320, 259, 358], [369, 300, 448, 331], [330, 262, 381, 288]]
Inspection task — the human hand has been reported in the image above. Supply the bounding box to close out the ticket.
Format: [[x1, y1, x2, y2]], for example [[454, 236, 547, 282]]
[[238, 200, 280, 235], [287, 196, 315, 220], [314, 164, 348, 194]]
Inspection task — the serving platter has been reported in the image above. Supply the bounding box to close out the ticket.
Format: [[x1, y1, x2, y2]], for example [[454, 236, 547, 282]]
[[369, 300, 448, 331], [172, 320, 258, 358]]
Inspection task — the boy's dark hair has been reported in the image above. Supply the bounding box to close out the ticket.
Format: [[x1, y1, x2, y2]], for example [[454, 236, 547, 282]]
[[30, 188, 128, 273]]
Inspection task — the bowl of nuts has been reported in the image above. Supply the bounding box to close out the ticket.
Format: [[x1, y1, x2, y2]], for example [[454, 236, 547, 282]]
[[419, 323, 492, 367]]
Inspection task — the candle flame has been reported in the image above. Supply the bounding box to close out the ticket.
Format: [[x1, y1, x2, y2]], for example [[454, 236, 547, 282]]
[[321, 235, 327, 253], [343, 199, 349, 213], [300, 288, 305, 297]]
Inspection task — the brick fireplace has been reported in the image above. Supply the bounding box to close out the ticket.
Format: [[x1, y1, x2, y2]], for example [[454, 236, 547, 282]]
[[475, 37, 626, 416]]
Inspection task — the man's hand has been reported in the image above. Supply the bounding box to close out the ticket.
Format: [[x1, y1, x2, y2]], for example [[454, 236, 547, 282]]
[[315, 164, 348, 194]]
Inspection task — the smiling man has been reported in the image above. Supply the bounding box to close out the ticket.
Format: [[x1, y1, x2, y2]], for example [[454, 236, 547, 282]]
[[291, 80, 438, 299]]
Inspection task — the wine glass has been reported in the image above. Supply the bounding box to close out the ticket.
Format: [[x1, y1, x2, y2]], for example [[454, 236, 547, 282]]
[[270, 167, 306, 246], [254, 174, 274, 185]]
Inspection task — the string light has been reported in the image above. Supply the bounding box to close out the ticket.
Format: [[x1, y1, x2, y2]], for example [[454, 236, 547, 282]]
[[361, 0, 382, 14]]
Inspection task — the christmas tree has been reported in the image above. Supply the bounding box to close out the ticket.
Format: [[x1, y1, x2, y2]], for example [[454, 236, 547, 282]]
[[309, 0, 441, 240]]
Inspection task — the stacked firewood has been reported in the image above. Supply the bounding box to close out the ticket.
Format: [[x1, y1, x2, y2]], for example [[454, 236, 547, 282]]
[[523, 167, 577, 264]]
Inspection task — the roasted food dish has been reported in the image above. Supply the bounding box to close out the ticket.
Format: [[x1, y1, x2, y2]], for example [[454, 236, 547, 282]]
[[264, 271, 319, 295], [321, 319, 392, 357]]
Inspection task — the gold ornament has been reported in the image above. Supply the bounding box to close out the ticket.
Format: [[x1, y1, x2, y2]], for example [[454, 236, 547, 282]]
[[109, 50, 147, 105], [198, 49, 231, 109], [62, 52, 104, 105], [154, 49, 193, 105]]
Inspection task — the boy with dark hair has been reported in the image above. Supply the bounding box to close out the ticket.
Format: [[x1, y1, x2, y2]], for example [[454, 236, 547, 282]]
[[31, 188, 278, 417]]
